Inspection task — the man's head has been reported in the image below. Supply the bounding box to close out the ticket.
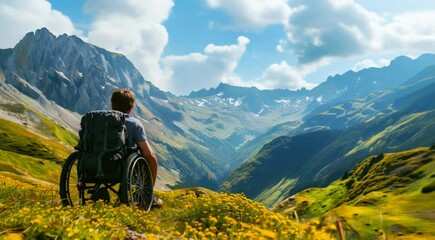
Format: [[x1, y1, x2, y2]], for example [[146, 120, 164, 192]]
[[111, 89, 135, 114]]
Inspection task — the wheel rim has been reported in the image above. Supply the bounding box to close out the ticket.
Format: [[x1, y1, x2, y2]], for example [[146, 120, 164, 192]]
[[65, 156, 81, 206], [128, 157, 153, 210]]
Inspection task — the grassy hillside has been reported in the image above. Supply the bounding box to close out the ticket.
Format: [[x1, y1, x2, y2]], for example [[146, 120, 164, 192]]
[[221, 130, 338, 205], [0, 103, 77, 184], [303, 66, 435, 131], [273, 147, 435, 239], [228, 120, 302, 171], [0, 175, 339, 239]]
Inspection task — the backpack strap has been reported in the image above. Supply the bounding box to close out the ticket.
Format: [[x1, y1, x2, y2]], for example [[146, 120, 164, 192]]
[[96, 121, 109, 178], [82, 121, 88, 151]]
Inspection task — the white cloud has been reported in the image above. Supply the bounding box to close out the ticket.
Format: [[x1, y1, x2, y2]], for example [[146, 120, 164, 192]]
[[283, 0, 435, 65], [84, 0, 174, 85], [206, 0, 291, 29], [275, 0, 435, 85], [162, 36, 250, 95], [352, 58, 390, 72], [227, 60, 317, 91], [260, 61, 316, 90], [0, 0, 79, 48], [286, 0, 382, 64], [382, 11, 435, 53]]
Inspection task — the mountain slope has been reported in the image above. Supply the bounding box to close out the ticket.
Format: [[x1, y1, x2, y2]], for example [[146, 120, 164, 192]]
[[226, 55, 435, 173], [220, 130, 338, 207], [310, 81, 435, 187], [302, 64, 435, 131], [309, 54, 435, 105], [221, 66, 435, 207], [0, 28, 169, 114], [188, 83, 310, 115], [0, 28, 311, 189], [0, 102, 76, 185], [273, 146, 435, 239]]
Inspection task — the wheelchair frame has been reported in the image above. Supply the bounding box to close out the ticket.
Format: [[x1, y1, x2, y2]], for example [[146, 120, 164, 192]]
[[59, 150, 154, 211]]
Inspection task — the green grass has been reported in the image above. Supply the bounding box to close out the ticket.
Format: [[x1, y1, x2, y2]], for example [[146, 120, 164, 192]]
[[273, 181, 347, 219], [338, 147, 435, 238], [0, 150, 61, 185], [346, 111, 431, 157], [275, 147, 435, 239], [0, 118, 73, 163], [39, 114, 78, 147], [255, 177, 297, 207], [0, 177, 338, 239], [0, 112, 75, 186]]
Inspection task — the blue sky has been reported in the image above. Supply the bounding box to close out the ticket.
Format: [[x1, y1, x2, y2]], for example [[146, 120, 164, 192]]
[[1, 0, 435, 95]]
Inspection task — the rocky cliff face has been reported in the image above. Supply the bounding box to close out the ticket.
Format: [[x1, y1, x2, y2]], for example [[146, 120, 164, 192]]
[[1, 27, 168, 114]]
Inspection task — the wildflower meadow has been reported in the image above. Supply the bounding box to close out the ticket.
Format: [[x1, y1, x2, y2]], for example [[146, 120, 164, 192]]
[[0, 175, 339, 239]]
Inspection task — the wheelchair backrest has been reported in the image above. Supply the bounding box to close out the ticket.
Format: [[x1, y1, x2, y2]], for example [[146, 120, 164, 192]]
[[76, 110, 127, 179]]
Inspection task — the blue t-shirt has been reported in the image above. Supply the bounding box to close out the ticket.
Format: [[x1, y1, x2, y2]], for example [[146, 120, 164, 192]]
[[124, 115, 147, 148]]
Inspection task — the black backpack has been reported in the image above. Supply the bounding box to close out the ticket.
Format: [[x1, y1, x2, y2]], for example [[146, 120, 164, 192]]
[[76, 110, 127, 179]]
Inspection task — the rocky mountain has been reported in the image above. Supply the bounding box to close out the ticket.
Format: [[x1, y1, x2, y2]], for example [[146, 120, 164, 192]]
[[188, 83, 311, 115], [0, 28, 170, 114], [309, 53, 435, 105], [221, 65, 435, 207], [188, 54, 435, 118]]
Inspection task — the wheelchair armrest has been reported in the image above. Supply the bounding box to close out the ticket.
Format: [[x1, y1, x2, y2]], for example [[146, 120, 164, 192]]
[[126, 147, 139, 155]]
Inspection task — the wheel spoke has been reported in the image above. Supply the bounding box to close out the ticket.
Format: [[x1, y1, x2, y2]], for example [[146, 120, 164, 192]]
[[124, 156, 153, 210]]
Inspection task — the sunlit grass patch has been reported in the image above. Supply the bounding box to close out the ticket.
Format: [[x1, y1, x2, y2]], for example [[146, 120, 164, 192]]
[[0, 118, 71, 163], [1, 180, 339, 239], [255, 177, 297, 207], [0, 150, 62, 184]]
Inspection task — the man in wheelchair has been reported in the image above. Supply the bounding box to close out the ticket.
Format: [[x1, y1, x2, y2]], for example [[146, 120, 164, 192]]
[[111, 89, 158, 187], [60, 89, 161, 211], [111, 89, 162, 207]]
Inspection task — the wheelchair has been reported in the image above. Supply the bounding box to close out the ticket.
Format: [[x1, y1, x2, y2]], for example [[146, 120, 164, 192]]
[[59, 148, 154, 211]]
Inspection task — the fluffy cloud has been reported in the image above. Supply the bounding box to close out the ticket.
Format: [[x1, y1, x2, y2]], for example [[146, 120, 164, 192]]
[[283, 0, 435, 66], [382, 11, 435, 53], [162, 37, 250, 95], [260, 61, 316, 90], [0, 0, 79, 48], [84, 0, 174, 85], [206, 0, 291, 29], [285, 0, 381, 64]]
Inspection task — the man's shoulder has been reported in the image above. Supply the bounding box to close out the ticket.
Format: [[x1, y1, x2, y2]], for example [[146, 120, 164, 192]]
[[125, 115, 143, 127]]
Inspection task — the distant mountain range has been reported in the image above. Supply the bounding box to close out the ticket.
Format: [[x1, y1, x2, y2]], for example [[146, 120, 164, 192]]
[[221, 63, 435, 206], [1, 28, 434, 199]]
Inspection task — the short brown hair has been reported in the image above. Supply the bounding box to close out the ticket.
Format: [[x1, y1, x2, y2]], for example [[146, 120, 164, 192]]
[[111, 89, 135, 113]]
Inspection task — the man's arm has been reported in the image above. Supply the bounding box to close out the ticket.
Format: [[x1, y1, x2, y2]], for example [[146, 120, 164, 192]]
[[137, 140, 158, 186]]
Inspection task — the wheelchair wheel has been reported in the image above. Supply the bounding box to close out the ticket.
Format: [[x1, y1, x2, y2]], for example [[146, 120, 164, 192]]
[[59, 152, 81, 206], [119, 153, 154, 211]]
